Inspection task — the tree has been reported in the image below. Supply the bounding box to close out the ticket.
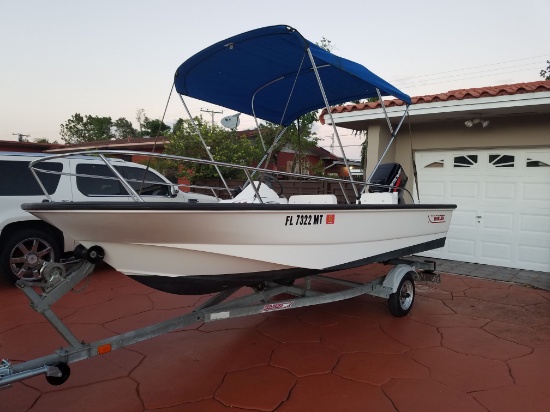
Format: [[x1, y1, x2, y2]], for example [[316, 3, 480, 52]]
[[258, 111, 321, 175], [60, 113, 114, 144], [166, 117, 263, 181], [113, 117, 137, 140], [60, 114, 138, 143], [541, 60, 550, 80], [316, 37, 334, 53], [140, 116, 170, 137], [135, 108, 145, 135], [33, 137, 59, 144]]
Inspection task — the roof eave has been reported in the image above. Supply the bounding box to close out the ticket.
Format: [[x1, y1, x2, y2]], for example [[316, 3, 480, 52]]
[[323, 91, 550, 126]]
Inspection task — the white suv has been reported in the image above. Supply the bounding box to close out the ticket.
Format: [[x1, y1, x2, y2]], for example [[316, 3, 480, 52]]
[[0, 152, 216, 283]]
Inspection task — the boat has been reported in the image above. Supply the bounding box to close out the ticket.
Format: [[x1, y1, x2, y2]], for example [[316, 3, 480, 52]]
[[22, 25, 456, 295], [1, 25, 457, 389]]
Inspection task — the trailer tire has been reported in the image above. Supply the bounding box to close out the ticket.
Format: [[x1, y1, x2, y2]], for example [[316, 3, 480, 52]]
[[388, 272, 415, 317]]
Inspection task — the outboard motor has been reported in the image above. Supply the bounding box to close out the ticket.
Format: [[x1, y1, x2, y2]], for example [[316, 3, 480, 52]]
[[368, 163, 408, 204]]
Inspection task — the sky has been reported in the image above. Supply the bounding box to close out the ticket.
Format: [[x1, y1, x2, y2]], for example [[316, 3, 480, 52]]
[[1, 0, 549, 159]]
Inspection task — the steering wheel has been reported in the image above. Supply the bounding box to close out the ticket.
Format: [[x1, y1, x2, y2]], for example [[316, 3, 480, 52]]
[[261, 174, 284, 196], [240, 174, 284, 197]]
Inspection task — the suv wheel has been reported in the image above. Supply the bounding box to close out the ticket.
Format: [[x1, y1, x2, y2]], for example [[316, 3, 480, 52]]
[[0, 229, 60, 283]]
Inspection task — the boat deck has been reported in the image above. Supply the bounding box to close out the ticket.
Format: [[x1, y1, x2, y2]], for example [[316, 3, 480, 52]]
[[1, 263, 549, 411]]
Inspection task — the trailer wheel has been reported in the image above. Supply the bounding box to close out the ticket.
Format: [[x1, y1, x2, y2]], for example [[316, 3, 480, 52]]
[[45, 362, 71, 386], [388, 272, 415, 317]]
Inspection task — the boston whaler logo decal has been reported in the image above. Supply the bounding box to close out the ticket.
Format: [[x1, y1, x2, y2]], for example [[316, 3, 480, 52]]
[[428, 214, 446, 223]]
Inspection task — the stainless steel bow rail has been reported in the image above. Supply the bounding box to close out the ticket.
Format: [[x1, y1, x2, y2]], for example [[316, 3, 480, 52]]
[[0, 247, 438, 389]]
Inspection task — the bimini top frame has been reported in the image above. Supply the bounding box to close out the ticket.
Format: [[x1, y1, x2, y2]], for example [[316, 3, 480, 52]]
[[172, 25, 412, 199]]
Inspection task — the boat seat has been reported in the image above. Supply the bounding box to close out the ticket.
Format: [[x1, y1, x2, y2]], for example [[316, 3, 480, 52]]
[[288, 194, 338, 204], [359, 192, 398, 204]]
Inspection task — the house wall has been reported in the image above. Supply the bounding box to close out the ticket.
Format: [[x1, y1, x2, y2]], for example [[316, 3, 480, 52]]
[[366, 114, 550, 193]]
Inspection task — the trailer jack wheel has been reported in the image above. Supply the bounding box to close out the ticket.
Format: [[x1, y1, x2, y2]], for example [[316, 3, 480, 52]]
[[388, 272, 415, 317], [45, 362, 71, 386]]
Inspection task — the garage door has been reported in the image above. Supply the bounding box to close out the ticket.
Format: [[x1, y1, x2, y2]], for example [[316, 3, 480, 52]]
[[414, 148, 550, 272]]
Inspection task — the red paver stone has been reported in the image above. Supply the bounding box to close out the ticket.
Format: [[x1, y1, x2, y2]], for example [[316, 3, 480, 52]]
[[411, 313, 489, 328], [0, 382, 40, 411], [414, 283, 453, 300], [322, 318, 409, 353], [508, 348, 550, 396], [473, 385, 550, 412], [462, 277, 511, 289], [130, 328, 278, 408], [54, 288, 119, 308], [29, 377, 142, 412], [320, 296, 389, 321], [383, 377, 487, 412], [270, 341, 339, 376], [408, 347, 513, 392], [483, 320, 550, 347], [148, 290, 203, 310], [409, 295, 455, 315], [215, 365, 296, 410], [432, 274, 470, 293], [335, 352, 428, 385], [380, 318, 441, 348], [465, 287, 547, 306], [0, 286, 27, 308], [524, 300, 550, 319], [441, 327, 532, 360], [298, 307, 341, 327], [257, 316, 321, 342], [446, 296, 549, 326], [0, 303, 52, 333], [278, 373, 395, 412], [61, 294, 153, 324], [1, 323, 79, 360], [2, 263, 549, 412], [145, 399, 249, 411]]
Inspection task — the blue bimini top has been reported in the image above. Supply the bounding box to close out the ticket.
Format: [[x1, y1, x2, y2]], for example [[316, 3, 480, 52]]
[[174, 25, 411, 126]]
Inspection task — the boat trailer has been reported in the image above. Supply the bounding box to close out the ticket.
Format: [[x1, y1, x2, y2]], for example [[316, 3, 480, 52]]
[[0, 247, 439, 389]]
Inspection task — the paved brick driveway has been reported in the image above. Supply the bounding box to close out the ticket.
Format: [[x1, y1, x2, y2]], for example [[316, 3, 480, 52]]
[[1, 263, 549, 411]]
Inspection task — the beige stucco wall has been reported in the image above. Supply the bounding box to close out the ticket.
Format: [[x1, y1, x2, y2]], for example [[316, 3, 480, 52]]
[[364, 114, 550, 194]]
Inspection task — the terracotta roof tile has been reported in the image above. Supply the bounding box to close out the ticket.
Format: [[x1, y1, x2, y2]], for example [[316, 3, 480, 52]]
[[320, 80, 550, 123]]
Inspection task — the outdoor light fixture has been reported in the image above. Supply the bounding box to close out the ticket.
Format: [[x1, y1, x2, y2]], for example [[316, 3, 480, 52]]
[[465, 118, 490, 128]]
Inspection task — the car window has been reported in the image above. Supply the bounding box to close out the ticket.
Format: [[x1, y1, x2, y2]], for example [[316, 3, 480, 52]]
[[0, 160, 63, 196], [75, 163, 126, 196], [75, 163, 170, 197], [116, 166, 170, 196]]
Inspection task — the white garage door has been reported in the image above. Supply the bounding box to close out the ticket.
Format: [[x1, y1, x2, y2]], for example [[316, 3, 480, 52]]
[[415, 148, 550, 272]]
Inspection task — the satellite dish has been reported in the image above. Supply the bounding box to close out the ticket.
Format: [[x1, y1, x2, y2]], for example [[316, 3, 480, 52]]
[[221, 113, 240, 130]]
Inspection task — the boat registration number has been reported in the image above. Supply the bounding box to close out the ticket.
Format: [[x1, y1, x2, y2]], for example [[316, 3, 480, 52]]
[[285, 214, 335, 226]]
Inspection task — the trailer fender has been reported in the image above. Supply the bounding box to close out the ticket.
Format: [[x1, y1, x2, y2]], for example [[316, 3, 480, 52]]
[[383, 264, 416, 293]]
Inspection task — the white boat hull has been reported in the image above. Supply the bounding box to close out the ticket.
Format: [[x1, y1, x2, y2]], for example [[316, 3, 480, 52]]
[[23, 202, 455, 294]]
